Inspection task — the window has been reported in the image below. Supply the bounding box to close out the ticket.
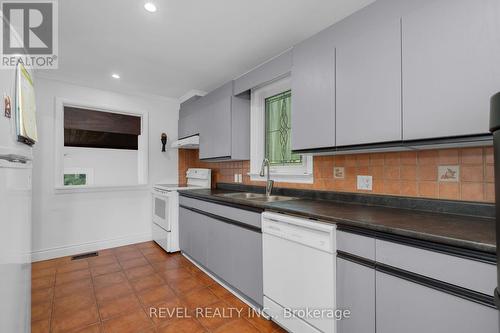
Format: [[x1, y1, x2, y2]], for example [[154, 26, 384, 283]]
[[265, 90, 302, 166], [250, 77, 313, 183], [54, 98, 149, 191]]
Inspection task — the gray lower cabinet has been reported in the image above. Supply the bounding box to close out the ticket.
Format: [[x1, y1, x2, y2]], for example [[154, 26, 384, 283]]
[[336, 18, 402, 146], [376, 271, 498, 333], [178, 207, 207, 267], [179, 201, 263, 307], [336, 258, 375, 333], [291, 29, 336, 151], [402, 0, 500, 140]]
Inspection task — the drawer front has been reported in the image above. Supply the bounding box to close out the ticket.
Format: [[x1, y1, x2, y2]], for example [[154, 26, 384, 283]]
[[180, 196, 261, 229], [376, 239, 496, 295], [337, 230, 375, 260]]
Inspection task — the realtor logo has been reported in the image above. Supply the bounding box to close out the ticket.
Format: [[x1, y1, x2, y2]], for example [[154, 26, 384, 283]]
[[1, 1, 58, 68]]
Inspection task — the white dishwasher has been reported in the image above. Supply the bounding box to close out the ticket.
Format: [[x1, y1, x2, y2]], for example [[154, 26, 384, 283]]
[[262, 212, 336, 333]]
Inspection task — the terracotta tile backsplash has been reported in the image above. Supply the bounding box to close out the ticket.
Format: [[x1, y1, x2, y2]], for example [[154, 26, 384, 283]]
[[178, 147, 495, 203]]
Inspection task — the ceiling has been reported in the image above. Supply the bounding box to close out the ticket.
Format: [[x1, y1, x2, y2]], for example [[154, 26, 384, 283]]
[[37, 0, 374, 99]]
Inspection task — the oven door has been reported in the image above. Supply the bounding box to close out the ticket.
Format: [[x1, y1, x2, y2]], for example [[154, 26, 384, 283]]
[[152, 191, 171, 231]]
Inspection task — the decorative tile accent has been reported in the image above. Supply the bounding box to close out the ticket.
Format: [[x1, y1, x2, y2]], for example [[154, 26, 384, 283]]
[[438, 165, 460, 182], [333, 167, 345, 179]]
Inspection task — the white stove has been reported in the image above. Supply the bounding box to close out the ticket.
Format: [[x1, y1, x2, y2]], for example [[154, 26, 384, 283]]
[[152, 168, 211, 252]]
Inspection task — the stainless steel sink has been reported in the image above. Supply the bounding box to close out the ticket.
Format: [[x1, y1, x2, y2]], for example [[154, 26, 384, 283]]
[[218, 192, 296, 202], [249, 195, 297, 202], [218, 192, 267, 199]]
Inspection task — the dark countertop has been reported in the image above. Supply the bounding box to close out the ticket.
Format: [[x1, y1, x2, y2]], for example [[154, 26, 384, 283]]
[[180, 188, 496, 254]]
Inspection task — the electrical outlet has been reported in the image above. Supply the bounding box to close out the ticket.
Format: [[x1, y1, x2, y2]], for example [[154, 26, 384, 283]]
[[237, 174, 243, 183], [234, 174, 238, 183], [357, 175, 372, 191]]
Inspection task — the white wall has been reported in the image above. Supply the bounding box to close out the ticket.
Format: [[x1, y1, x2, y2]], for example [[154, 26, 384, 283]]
[[32, 78, 179, 261], [63, 147, 139, 186]]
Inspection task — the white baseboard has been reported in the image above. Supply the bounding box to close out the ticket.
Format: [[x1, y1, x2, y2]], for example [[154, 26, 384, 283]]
[[31, 232, 152, 262]]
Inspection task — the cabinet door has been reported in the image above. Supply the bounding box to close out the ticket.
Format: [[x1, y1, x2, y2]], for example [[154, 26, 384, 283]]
[[336, 19, 401, 146], [206, 217, 233, 283], [402, 0, 500, 140], [230, 226, 263, 306], [178, 207, 191, 255], [376, 271, 498, 333], [336, 258, 375, 333], [178, 112, 199, 139], [179, 207, 208, 266], [291, 31, 336, 151], [199, 96, 232, 160]]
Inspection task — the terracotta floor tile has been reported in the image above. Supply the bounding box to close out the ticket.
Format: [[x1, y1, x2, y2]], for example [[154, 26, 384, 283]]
[[223, 295, 252, 315], [32, 287, 54, 304], [94, 272, 128, 289], [97, 293, 142, 320], [56, 269, 91, 285], [31, 300, 52, 322], [31, 318, 50, 333], [32, 259, 59, 271], [119, 256, 149, 270], [51, 304, 99, 333], [214, 319, 260, 333], [54, 278, 93, 299], [144, 252, 171, 263], [195, 300, 240, 330], [156, 318, 206, 333], [182, 287, 219, 308], [140, 247, 166, 256], [32, 275, 56, 290], [32, 266, 57, 279], [57, 260, 89, 274], [192, 272, 217, 287], [152, 259, 185, 271], [168, 277, 204, 295], [90, 262, 122, 278], [130, 273, 165, 293], [135, 241, 158, 250], [97, 249, 115, 257], [245, 315, 282, 333], [53, 290, 95, 316], [102, 309, 153, 333], [116, 250, 144, 262], [124, 264, 155, 281], [208, 284, 232, 299], [113, 244, 139, 253], [138, 285, 176, 306], [88, 255, 118, 267], [71, 323, 103, 333], [159, 267, 192, 282], [147, 297, 186, 326], [95, 282, 133, 303]]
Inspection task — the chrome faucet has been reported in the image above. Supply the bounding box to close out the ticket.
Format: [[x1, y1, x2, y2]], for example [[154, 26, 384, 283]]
[[259, 158, 274, 197]]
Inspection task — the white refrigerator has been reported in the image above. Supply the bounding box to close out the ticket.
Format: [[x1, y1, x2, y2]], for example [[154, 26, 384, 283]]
[[0, 65, 34, 332]]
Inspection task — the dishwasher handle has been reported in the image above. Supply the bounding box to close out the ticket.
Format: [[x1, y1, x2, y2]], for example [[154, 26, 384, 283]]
[[262, 212, 336, 253]]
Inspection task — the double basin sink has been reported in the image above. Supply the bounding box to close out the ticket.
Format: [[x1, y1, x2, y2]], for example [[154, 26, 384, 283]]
[[216, 192, 296, 203]]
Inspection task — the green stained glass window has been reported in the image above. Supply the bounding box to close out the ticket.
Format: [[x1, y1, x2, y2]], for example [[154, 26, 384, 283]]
[[265, 90, 302, 166]]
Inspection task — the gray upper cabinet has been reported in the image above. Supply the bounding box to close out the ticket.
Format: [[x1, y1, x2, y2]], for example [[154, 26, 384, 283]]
[[198, 82, 250, 161], [402, 0, 500, 140], [291, 30, 336, 151], [178, 98, 202, 139], [234, 50, 292, 96], [336, 19, 402, 146]]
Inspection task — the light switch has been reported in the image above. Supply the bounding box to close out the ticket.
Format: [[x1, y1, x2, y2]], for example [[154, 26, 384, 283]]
[[357, 175, 372, 191]]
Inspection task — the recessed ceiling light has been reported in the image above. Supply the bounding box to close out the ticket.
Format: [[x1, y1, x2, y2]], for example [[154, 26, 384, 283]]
[[144, 2, 157, 13], [111, 73, 120, 79]]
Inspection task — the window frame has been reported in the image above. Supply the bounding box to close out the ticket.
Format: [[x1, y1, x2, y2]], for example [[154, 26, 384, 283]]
[[249, 76, 313, 184], [54, 98, 149, 193]]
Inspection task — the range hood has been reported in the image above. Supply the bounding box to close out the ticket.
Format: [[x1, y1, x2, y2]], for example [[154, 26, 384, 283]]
[[171, 135, 199, 149]]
